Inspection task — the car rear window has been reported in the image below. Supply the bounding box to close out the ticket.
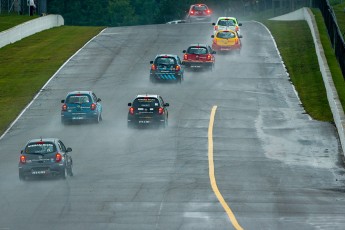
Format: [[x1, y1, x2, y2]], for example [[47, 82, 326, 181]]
[[66, 94, 91, 104], [133, 98, 160, 108], [155, 57, 176, 65], [193, 5, 207, 11], [217, 31, 236, 39], [218, 19, 236, 26], [25, 142, 57, 154], [187, 47, 208, 54]]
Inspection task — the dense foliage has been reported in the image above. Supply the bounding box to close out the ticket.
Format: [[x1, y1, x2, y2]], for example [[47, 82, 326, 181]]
[[47, 0, 245, 26]]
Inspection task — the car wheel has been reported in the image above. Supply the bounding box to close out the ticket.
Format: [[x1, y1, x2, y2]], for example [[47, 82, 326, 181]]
[[61, 118, 67, 125], [68, 166, 73, 177], [127, 122, 133, 129], [100, 113, 103, 121], [19, 172, 25, 181], [61, 167, 67, 179], [95, 113, 101, 123], [161, 119, 168, 129]]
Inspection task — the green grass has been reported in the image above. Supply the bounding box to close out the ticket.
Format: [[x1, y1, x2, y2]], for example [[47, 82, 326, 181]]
[[332, 2, 345, 35], [0, 14, 39, 32], [312, 8, 345, 114], [263, 19, 333, 121], [0, 25, 104, 134]]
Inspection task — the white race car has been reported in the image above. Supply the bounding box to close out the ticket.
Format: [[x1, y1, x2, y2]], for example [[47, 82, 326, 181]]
[[212, 17, 242, 36]]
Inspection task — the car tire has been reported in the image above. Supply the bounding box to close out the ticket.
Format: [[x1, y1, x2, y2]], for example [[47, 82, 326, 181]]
[[68, 166, 73, 177], [127, 122, 134, 129], [19, 172, 25, 181], [61, 118, 67, 125], [61, 167, 67, 179], [95, 113, 101, 123]]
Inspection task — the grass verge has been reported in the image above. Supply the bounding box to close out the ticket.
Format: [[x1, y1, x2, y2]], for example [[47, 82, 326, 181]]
[[311, 8, 345, 115], [0, 25, 104, 134], [0, 14, 39, 32], [263, 19, 333, 121]]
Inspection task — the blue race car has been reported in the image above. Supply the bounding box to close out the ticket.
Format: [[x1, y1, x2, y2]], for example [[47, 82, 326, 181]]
[[150, 54, 184, 83], [61, 91, 102, 124]]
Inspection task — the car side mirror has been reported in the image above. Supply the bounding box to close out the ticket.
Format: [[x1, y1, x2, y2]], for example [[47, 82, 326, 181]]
[[239, 23, 242, 26], [66, 147, 72, 153], [97, 98, 101, 102], [164, 103, 169, 107], [61, 100, 65, 103], [212, 23, 215, 25], [182, 50, 186, 53], [150, 61, 153, 64], [128, 103, 132, 106], [21, 150, 23, 154], [238, 35, 243, 38], [211, 35, 214, 38]]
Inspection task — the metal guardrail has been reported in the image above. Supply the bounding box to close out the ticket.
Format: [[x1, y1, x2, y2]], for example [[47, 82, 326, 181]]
[[317, 0, 345, 78]]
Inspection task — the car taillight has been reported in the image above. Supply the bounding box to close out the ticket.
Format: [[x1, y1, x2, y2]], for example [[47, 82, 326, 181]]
[[235, 38, 239, 44], [207, 54, 212, 61], [214, 25, 218, 30], [90, 103, 96, 110], [213, 39, 217, 44], [20, 155, 26, 164], [175, 65, 181, 71], [129, 107, 134, 115], [206, 9, 211, 14], [55, 153, 62, 162], [151, 64, 156, 71], [158, 108, 164, 115], [190, 10, 194, 15], [235, 26, 239, 31], [183, 54, 188, 60], [62, 104, 67, 111]]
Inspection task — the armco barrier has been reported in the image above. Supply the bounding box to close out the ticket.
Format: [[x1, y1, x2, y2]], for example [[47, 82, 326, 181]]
[[0, 14, 64, 49], [304, 8, 345, 156]]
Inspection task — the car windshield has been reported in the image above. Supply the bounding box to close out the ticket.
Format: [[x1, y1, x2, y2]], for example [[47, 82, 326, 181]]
[[217, 31, 236, 39], [25, 142, 57, 154], [66, 95, 91, 104], [155, 57, 176, 65], [187, 47, 208, 54], [193, 5, 207, 11], [133, 98, 160, 108], [218, 19, 235, 26]]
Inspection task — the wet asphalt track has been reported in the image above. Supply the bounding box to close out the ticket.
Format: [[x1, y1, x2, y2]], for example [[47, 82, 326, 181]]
[[0, 21, 345, 230]]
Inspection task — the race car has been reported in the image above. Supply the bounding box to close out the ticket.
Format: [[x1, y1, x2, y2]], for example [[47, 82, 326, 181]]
[[186, 4, 212, 23], [18, 138, 73, 180], [182, 44, 216, 70], [150, 54, 184, 83], [211, 29, 242, 53], [212, 17, 242, 36], [61, 91, 102, 124], [127, 94, 169, 129]]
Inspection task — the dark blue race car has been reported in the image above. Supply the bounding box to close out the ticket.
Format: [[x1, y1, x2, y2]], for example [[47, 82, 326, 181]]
[[61, 91, 102, 124], [150, 54, 184, 83]]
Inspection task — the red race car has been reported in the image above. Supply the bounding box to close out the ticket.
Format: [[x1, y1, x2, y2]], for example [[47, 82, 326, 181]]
[[182, 44, 216, 71]]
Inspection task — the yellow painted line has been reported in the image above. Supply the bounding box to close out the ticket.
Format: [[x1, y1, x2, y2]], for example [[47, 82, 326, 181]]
[[208, 106, 244, 230]]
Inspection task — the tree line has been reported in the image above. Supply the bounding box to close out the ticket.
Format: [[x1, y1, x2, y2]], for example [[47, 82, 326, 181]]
[[47, 0, 243, 26]]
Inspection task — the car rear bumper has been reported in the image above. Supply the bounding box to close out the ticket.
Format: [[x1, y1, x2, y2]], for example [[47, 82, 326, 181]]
[[150, 71, 182, 81], [182, 61, 213, 68], [61, 112, 99, 122], [212, 44, 241, 51], [128, 116, 166, 126], [19, 163, 65, 177]]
